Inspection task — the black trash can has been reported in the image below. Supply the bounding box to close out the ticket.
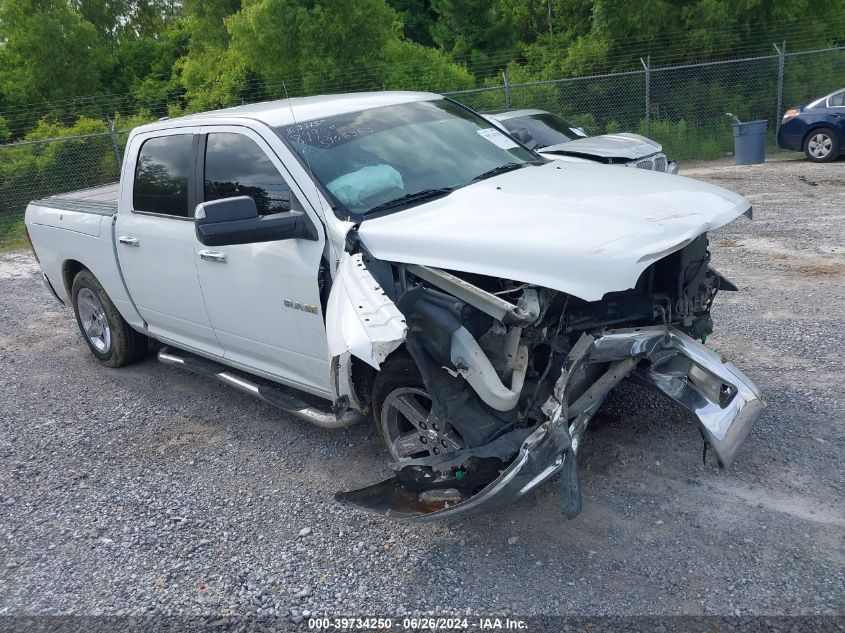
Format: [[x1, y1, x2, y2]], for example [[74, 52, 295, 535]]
[[732, 120, 767, 165]]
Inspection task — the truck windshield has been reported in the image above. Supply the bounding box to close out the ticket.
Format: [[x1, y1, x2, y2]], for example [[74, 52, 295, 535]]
[[498, 113, 584, 148], [276, 99, 538, 218]]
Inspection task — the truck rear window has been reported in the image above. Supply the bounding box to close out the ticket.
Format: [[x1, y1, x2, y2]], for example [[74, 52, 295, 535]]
[[133, 134, 193, 217]]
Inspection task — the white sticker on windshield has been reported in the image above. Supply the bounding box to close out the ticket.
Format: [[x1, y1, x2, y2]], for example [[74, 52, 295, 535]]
[[477, 128, 519, 149]]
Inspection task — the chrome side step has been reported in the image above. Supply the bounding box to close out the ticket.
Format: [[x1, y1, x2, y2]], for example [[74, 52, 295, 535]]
[[157, 347, 364, 429]]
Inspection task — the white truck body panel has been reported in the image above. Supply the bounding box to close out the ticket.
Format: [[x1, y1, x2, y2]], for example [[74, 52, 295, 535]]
[[357, 161, 750, 302], [189, 125, 331, 392], [114, 126, 224, 356], [25, 184, 147, 329], [326, 252, 407, 370], [117, 210, 223, 354]]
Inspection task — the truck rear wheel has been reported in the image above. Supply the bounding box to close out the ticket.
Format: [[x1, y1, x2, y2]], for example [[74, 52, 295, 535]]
[[71, 269, 147, 367]]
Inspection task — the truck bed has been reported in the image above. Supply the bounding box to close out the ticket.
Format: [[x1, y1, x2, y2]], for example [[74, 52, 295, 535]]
[[31, 182, 119, 216], [25, 181, 131, 311]]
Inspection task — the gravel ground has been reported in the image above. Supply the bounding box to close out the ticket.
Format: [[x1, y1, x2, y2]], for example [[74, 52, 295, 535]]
[[0, 159, 843, 622]]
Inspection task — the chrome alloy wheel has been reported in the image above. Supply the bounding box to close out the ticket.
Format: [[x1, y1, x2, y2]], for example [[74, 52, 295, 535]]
[[380, 387, 463, 461], [808, 132, 833, 159], [77, 287, 111, 353]]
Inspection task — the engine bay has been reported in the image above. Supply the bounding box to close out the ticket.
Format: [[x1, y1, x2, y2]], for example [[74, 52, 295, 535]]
[[329, 233, 765, 520]]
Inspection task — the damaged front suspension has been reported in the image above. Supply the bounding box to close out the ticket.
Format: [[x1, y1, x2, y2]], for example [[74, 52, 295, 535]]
[[335, 326, 765, 521]]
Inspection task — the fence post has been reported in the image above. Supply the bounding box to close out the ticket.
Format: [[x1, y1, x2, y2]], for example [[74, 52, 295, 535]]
[[640, 56, 650, 136], [503, 68, 511, 109], [106, 118, 122, 166], [773, 41, 786, 139]]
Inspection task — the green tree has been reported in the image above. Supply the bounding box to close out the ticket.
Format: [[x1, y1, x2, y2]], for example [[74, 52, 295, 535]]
[[173, 0, 250, 111], [0, 0, 105, 105], [74, 0, 130, 40], [227, 0, 399, 94], [75, 0, 180, 40], [387, 0, 437, 46], [430, 0, 520, 73], [380, 39, 474, 91], [516, 0, 845, 77]]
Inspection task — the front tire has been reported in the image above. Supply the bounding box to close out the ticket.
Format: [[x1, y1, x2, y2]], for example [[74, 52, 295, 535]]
[[804, 127, 839, 162], [71, 269, 147, 367], [371, 354, 464, 461]]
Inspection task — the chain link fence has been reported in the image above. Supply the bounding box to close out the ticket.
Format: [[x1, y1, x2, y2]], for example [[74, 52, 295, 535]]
[[0, 127, 129, 245], [1, 44, 843, 246], [446, 45, 844, 161]]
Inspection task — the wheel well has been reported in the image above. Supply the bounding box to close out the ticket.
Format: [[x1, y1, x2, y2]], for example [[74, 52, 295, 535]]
[[62, 260, 86, 296], [802, 124, 835, 147], [348, 345, 414, 410], [350, 355, 377, 409]]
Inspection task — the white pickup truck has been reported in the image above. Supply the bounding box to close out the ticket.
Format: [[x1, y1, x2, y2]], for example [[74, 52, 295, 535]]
[[25, 91, 765, 521]]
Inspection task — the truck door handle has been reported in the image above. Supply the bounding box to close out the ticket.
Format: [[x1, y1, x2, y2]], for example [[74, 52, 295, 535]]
[[118, 236, 139, 246], [199, 250, 227, 263]]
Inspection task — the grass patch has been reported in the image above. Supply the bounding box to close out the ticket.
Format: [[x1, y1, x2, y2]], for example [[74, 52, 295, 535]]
[[0, 215, 27, 250]]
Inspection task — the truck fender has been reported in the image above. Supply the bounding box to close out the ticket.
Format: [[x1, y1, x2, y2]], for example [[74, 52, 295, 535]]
[[325, 252, 407, 371]]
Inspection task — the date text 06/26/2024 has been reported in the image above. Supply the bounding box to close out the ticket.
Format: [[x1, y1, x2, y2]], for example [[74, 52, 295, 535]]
[[307, 616, 528, 630]]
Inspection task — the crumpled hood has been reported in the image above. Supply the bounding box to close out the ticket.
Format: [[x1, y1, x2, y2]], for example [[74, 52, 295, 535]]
[[357, 162, 750, 302], [542, 133, 662, 160]]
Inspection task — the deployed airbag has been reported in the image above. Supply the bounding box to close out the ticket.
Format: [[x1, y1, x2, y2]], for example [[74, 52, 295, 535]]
[[326, 164, 403, 209]]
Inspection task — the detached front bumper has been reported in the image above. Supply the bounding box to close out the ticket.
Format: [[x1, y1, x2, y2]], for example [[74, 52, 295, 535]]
[[336, 326, 765, 521], [611, 327, 765, 467]]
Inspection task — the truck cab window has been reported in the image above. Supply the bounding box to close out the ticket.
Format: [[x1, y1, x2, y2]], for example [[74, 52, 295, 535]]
[[133, 134, 193, 217], [204, 133, 292, 215]]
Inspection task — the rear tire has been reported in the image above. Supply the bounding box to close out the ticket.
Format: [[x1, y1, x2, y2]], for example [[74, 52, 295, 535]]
[[71, 269, 147, 367], [804, 127, 839, 162]]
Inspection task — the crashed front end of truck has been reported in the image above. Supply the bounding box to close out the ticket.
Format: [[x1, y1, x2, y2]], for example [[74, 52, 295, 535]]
[[327, 232, 765, 521]]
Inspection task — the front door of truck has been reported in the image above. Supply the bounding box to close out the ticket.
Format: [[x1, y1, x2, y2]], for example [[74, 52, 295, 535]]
[[193, 126, 330, 396], [116, 127, 224, 357]]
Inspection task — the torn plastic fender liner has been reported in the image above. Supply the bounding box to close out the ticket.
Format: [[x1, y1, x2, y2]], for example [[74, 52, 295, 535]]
[[326, 252, 407, 370], [335, 326, 765, 521]]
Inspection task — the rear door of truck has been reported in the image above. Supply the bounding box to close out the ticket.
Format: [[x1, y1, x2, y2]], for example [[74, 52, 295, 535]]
[[115, 126, 224, 357]]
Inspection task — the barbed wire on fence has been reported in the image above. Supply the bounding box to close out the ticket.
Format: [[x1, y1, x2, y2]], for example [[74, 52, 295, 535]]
[[1, 44, 843, 246]]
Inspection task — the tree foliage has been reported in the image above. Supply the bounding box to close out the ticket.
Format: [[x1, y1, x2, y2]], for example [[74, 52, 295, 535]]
[[0, 0, 105, 105], [2, 0, 844, 237], [227, 0, 399, 93], [0, 0, 842, 135]]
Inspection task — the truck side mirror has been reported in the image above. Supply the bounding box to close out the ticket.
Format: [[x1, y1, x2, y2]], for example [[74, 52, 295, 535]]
[[195, 196, 317, 246], [196, 195, 258, 223]]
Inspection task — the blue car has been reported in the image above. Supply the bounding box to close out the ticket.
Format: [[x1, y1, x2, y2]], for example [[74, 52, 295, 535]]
[[777, 87, 845, 162]]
